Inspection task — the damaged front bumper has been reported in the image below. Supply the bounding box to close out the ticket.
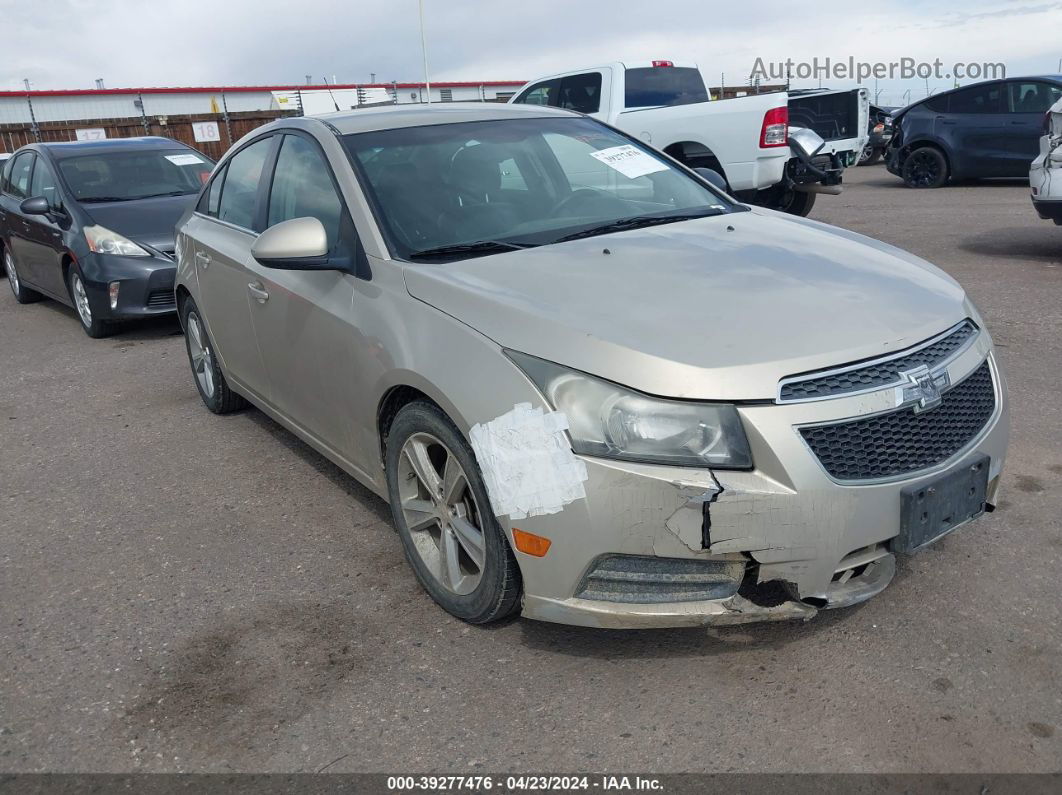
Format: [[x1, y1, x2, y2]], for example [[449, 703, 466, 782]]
[[511, 340, 1008, 630]]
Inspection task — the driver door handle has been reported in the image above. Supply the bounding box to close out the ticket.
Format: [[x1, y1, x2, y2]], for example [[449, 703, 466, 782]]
[[248, 282, 269, 303], [195, 251, 211, 268]]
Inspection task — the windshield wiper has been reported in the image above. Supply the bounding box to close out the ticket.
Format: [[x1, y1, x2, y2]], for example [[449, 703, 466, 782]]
[[553, 210, 727, 244], [130, 190, 195, 200], [79, 196, 134, 203], [407, 240, 537, 261]]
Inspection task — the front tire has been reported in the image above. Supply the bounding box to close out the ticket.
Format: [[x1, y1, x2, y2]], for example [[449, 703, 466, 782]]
[[901, 146, 949, 188], [180, 297, 246, 414], [67, 266, 113, 338], [5, 248, 42, 304], [385, 402, 522, 624]]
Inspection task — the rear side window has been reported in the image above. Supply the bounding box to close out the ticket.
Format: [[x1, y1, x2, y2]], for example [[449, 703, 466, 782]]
[[558, 73, 602, 113], [217, 137, 273, 230], [514, 79, 560, 107], [1007, 81, 1062, 113], [946, 84, 1002, 114], [6, 152, 34, 199], [624, 67, 708, 108], [266, 134, 344, 252]]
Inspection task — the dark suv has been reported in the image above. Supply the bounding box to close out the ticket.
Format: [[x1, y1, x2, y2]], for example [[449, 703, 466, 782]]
[[887, 76, 1062, 187], [0, 137, 213, 337]]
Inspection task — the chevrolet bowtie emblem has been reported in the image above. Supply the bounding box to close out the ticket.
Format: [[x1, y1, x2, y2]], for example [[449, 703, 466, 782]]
[[898, 365, 949, 412]]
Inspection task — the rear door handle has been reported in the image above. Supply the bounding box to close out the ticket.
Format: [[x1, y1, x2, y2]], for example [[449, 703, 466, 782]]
[[195, 251, 211, 268], [248, 282, 269, 303]]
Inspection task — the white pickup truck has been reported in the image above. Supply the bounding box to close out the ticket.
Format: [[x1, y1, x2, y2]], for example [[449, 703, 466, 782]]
[[510, 61, 868, 216]]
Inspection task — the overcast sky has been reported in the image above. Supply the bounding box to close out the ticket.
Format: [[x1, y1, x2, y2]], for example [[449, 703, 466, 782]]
[[3, 0, 1061, 105]]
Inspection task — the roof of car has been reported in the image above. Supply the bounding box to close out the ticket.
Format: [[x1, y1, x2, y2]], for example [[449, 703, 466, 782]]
[[38, 136, 193, 159], [310, 102, 578, 135]]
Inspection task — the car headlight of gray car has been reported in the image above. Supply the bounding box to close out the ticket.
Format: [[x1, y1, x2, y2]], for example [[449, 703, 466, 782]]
[[507, 351, 752, 469]]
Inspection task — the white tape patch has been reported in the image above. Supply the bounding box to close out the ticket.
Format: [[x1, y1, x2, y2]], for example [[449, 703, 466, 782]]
[[469, 403, 588, 521]]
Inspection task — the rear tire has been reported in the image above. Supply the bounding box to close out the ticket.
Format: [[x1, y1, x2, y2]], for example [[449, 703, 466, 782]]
[[901, 146, 948, 188], [858, 144, 881, 166], [180, 297, 246, 414], [763, 185, 817, 216], [385, 401, 522, 624], [67, 266, 113, 338], [5, 248, 42, 304]]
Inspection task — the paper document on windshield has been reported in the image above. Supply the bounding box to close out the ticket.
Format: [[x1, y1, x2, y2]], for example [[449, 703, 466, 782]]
[[589, 145, 669, 179], [164, 154, 205, 166]]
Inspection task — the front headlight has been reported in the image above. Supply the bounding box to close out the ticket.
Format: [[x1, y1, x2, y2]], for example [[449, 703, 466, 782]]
[[84, 225, 150, 257], [507, 351, 753, 469]]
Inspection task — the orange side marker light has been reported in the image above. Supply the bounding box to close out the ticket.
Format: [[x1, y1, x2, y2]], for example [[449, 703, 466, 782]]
[[512, 528, 551, 557]]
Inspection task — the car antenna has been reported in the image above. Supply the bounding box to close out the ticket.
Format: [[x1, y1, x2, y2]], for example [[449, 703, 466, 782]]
[[321, 76, 341, 112]]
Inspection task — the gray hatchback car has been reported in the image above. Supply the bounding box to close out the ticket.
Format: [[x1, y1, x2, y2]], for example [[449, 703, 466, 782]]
[[175, 103, 1008, 628]]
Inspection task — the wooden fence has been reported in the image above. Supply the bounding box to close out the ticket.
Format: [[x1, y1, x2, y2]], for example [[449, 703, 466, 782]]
[[0, 110, 299, 160]]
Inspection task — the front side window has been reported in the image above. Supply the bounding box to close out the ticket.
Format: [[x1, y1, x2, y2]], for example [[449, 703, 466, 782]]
[[29, 156, 60, 208], [7, 152, 34, 199], [344, 116, 735, 261], [56, 148, 212, 203], [217, 137, 273, 230], [1007, 81, 1062, 113], [624, 67, 708, 108], [267, 134, 344, 252], [946, 84, 1002, 114]]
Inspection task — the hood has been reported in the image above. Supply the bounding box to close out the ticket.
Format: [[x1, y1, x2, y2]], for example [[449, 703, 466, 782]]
[[83, 194, 197, 254], [402, 209, 970, 400]]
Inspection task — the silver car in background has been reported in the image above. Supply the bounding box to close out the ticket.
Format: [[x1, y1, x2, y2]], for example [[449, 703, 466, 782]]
[[175, 103, 1008, 628]]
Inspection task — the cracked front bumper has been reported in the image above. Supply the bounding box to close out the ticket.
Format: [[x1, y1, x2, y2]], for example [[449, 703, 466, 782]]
[[510, 341, 1008, 629]]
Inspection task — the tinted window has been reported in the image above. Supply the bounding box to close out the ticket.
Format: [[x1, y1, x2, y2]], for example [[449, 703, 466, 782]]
[[201, 165, 226, 217], [217, 137, 272, 230], [267, 135, 344, 252], [57, 148, 212, 202], [624, 67, 708, 108], [29, 156, 59, 208], [7, 152, 34, 199], [558, 73, 602, 113], [514, 79, 559, 107], [1007, 81, 1062, 113], [947, 84, 1002, 114]]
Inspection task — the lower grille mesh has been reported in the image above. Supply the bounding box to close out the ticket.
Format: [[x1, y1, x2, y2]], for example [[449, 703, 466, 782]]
[[800, 361, 995, 480], [146, 290, 176, 309]]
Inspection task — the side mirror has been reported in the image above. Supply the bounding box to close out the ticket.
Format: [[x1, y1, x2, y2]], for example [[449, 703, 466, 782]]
[[693, 167, 728, 192], [251, 217, 331, 269], [20, 196, 51, 216]]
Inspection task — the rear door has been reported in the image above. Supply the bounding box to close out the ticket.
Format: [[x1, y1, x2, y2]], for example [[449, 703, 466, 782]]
[[245, 131, 361, 456], [2, 152, 39, 284], [1002, 80, 1062, 175], [188, 135, 275, 401]]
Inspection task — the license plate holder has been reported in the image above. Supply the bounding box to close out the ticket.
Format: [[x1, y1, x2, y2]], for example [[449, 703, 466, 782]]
[[895, 455, 990, 553]]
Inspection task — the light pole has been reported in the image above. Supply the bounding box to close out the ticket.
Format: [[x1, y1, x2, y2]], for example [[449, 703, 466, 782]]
[[419, 0, 431, 104]]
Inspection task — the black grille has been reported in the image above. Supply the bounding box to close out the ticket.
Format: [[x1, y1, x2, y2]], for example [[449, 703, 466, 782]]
[[146, 290, 176, 309], [800, 360, 995, 481], [780, 321, 977, 401]]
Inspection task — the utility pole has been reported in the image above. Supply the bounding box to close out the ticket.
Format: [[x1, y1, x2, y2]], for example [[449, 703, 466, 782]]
[[370, 72, 376, 84], [419, 0, 431, 103]]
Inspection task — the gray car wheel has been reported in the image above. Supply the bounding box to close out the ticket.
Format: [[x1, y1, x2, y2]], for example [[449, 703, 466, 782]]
[[67, 266, 113, 338], [5, 248, 42, 304], [385, 401, 521, 624]]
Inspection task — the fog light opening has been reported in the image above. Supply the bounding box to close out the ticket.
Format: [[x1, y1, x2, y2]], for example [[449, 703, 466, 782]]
[[108, 281, 120, 309], [512, 528, 551, 557]]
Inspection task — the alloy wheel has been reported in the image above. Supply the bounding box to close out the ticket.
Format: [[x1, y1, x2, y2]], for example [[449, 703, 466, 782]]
[[71, 272, 93, 327], [185, 311, 216, 399], [397, 432, 486, 596], [907, 150, 941, 187], [5, 250, 19, 297]]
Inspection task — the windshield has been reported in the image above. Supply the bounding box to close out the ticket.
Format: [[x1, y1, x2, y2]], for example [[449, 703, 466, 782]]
[[624, 67, 709, 108], [57, 148, 213, 202], [343, 116, 735, 261]]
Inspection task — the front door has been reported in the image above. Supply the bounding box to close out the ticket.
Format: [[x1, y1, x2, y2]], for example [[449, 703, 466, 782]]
[[244, 132, 361, 460]]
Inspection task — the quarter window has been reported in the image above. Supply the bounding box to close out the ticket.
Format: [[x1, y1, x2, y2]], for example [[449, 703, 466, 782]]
[[266, 134, 344, 252], [201, 165, 226, 217], [6, 152, 34, 199], [217, 137, 273, 230]]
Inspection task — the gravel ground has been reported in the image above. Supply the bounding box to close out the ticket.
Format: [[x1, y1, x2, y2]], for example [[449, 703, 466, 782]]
[[1, 165, 1060, 774]]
